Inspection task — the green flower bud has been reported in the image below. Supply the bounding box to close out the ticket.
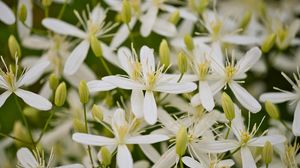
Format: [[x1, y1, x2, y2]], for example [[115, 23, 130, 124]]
[[169, 10, 180, 25], [55, 82, 67, 107], [100, 147, 112, 166], [92, 104, 103, 122], [121, 0, 131, 24], [79, 80, 89, 104], [265, 101, 280, 120], [90, 35, 103, 57], [184, 34, 194, 51], [42, 0, 52, 7], [23, 107, 39, 124], [159, 39, 170, 68], [18, 4, 27, 23], [8, 35, 21, 59], [239, 11, 252, 32], [197, 0, 209, 14], [261, 34, 276, 53], [175, 125, 188, 156], [73, 118, 86, 133], [177, 51, 188, 74], [222, 92, 235, 121], [13, 121, 30, 147], [49, 73, 59, 91], [262, 141, 273, 165]]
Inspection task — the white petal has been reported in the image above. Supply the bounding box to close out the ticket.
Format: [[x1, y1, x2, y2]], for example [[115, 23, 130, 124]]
[[126, 134, 169, 144], [101, 42, 120, 67], [133, 161, 150, 168], [152, 147, 176, 168], [231, 106, 245, 140], [196, 140, 239, 153], [217, 159, 235, 167], [39, 82, 52, 99], [56, 164, 84, 168], [140, 6, 158, 37], [111, 19, 137, 49], [64, 63, 97, 87], [160, 5, 197, 21], [222, 35, 261, 45], [155, 82, 196, 94], [87, 80, 116, 93], [17, 148, 38, 167], [158, 108, 180, 134], [22, 35, 51, 50], [17, 0, 32, 38], [241, 147, 256, 168], [103, 0, 122, 11], [152, 18, 177, 37], [15, 89, 52, 111], [131, 90, 144, 118], [199, 81, 215, 111], [182, 156, 204, 168], [42, 18, 86, 38], [191, 93, 201, 106], [0, 1, 15, 25], [63, 40, 90, 75], [0, 76, 9, 89], [143, 91, 157, 125], [235, 47, 262, 75], [117, 145, 133, 168], [102, 76, 144, 90], [229, 82, 261, 113], [140, 46, 155, 76], [139, 144, 161, 163], [112, 108, 126, 129], [248, 135, 286, 147], [259, 92, 297, 103], [293, 101, 300, 136], [21, 56, 40, 68], [0, 91, 12, 108], [211, 80, 226, 95], [117, 47, 133, 74], [72, 133, 115, 146]]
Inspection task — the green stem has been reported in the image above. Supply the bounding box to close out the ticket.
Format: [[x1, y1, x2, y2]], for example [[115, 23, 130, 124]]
[[57, 0, 68, 19], [45, 7, 49, 17], [179, 157, 184, 168], [126, 23, 134, 44], [100, 57, 112, 75], [36, 107, 56, 143], [223, 147, 241, 159], [280, 120, 292, 132], [266, 164, 269, 168], [83, 104, 95, 167], [225, 122, 231, 139], [177, 73, 184, 83], [0, 132, 30, 145]]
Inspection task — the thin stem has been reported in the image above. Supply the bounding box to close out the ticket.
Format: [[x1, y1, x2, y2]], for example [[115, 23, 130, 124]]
[[225, 121, 231, 139], [45, 7, 49, 18], [179, 157, 184, 168], [0, 132, 30, 145], [266, 164, 269, 168], [280, 120, 292, 132], [36, 107, 56, 143], [83, 104, 95, 168], [177, 73, 184, 83], [58, 0, 68, 19], [223, 147, 241, 159], [126, 23, 134, 44], [100, 57, 112, 75]]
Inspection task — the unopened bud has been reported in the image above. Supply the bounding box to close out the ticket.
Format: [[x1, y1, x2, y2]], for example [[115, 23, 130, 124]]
[[222, 92, 235, 121], [73, 118, 86, 133], [184, 34, 194, 51], [265, 101, 280, 120], [92, 104, 103, 122], [177, 51, 188, 74], [175, 125, 188, 156], [55, 82, 67, 107], [13, 121, 30, 147], [121, 0, 131, 24], [262, 141, 273, 165], [8, 35, 21, 59], [239, 11, 252, 32], [18, 4, 27, 23], [90, 35, 103, 57], [261, 34, 276, 53], [100, 147, 112, 166], [49, 73, 59, 91], [169, 10, 180, 25], [159, 39, 170, 67], [79, 80, 89, 104], [197, 0, 209, 14], [42, 0, 52, 7], [23, 107, 39, 124]]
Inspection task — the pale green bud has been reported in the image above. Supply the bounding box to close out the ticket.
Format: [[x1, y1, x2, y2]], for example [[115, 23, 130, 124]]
[[239, 11, 252, 31], [79, 80, 89, 104], [42, 0, 52, 7], [197, 0, 209, 14], [184, 34, 194, 51], [55, 82, 67, 107], [222, 92, 235, 121], [104, 93, 114, 107], [175, 125, 188, 156], [92, 104, 103, 122], [121, 0, 131, 24], [262, 141, 273, 165], [49, 73, 59, 91], [169, 10, 180, 25], [13, 121, 30, 147], [90, 35, 103, 57], [18, 4, 27, 23], [159, 39, 170, 67], [23, 107, 39, 124], [73, 118, 86, 133], [261, 34, 276, 53], [8, 35, 21, 59], [100, 147, 112, 166], [177, 51, 188, 74], [265, 101, 280, 120]]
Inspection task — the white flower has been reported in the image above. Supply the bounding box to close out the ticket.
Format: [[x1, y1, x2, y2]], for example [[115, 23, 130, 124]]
[[260, 70, 300, 135], [0, 1, 15, 25], [182, 156, 234, 168], [103, 46, 197, 124], [209, 47, 262, 113], [72, 108, 169, 168], [0, 58, 52, 111], [42, 5, 118, 75]]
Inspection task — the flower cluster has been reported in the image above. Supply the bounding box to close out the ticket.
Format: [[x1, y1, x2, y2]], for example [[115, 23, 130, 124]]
[[0, 0, 299, 168]]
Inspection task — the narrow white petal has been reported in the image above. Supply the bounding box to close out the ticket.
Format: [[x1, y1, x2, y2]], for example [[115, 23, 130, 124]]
[[140, 6, 158, 37], [229, 82, 261, 113], [87, 80, 116, 92], [0, 1, 15, 25], [22, 35, 51, 50], [217, 159, 235, 167], [56, 164, 84, 168], [64, 63, 97, 87], [231, 106, 245, 140], [72, 133, 115, 146], [39, 82, 52, 99], [182, 156, 204, 168], [111, 19, 136, 49], [133, 161, 150, 168], [117, 145, 133, 168], [126, 134, 169, 144], [152, 147, 176, 168], [158, 108, 180, 135], [223, 35, 261, 45], [140, 46, 155, 76], [102, 76, 144, 90], [155, 82, 196, 94], [15, 89, 52, 111], [139, 144, 161, 163], [248, 135, 286, 147], [0, 76, 9, 89], [63, 40, 90, 75], [17, 148, 38, 168], [131, 90, 144, 118], [17, 0, 32, 38], [196, 140, 239, 153], [210, 79, 225, 95], [199, 81, 215, 111], [160, 5, 197, 21], [241, 147, 256, 168], [293, 101, 300, 136], [143, 91, 157, 125], [259, 92, 297, 103], [191, 93, 201, 106], [0, 91, 12, 108], [112, 108, 126, 129], [152, 18, 177, 37], [101, 42, 120, 67], [117, 47, 133, 74], [235, 47, 262, 75], [42, 18, 86, 38]]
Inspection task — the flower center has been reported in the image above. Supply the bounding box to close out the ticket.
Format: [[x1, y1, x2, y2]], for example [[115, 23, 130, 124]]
[[146, 72, 157, 90], [198, 62, 209, 81], [225, 65, 236, 82], [131, 62, 141, 80], [211, 19, 223, 40], [240, 131, 251, 145], [117, 125, 129, 144]]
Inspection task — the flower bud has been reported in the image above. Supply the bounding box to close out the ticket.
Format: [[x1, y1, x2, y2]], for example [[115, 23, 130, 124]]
[[262, 141, 273, 165], [169, 10, 180, 25], [100, 147, 112, 167], [13, 121, 30, 147], [42, 0, 52, 7], [49, 73, 59, 91], [90, 35, 103, 57], [239, 11, 252, 31], [177, 51, 188, 74], [261, 34, 276, 53], [55, 82, 67, 107], [197, 0, 209, 14], [79, 80, 89, 104], [92, 104, 103, 122], [184, 34, 194, 51], [73, 118, 86, 133], [8, 35, 21, 59], [222, 92, 235, 121], [265, 101, 280, 120], [175, 125, 188, 156], [18, 4, 27, 23], [159, 39, 170, 68], [121, 0, 131, 24], [23, 107, 39, 124]]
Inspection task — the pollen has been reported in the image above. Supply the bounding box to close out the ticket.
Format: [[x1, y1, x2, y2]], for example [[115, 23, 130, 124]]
[[225, 65, 236, 82], [240, 131, 251, 145], [198, 62, 209, 81]]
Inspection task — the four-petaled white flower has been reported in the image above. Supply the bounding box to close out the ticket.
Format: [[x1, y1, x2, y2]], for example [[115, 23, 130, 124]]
[[182, 156, 235, 168]]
